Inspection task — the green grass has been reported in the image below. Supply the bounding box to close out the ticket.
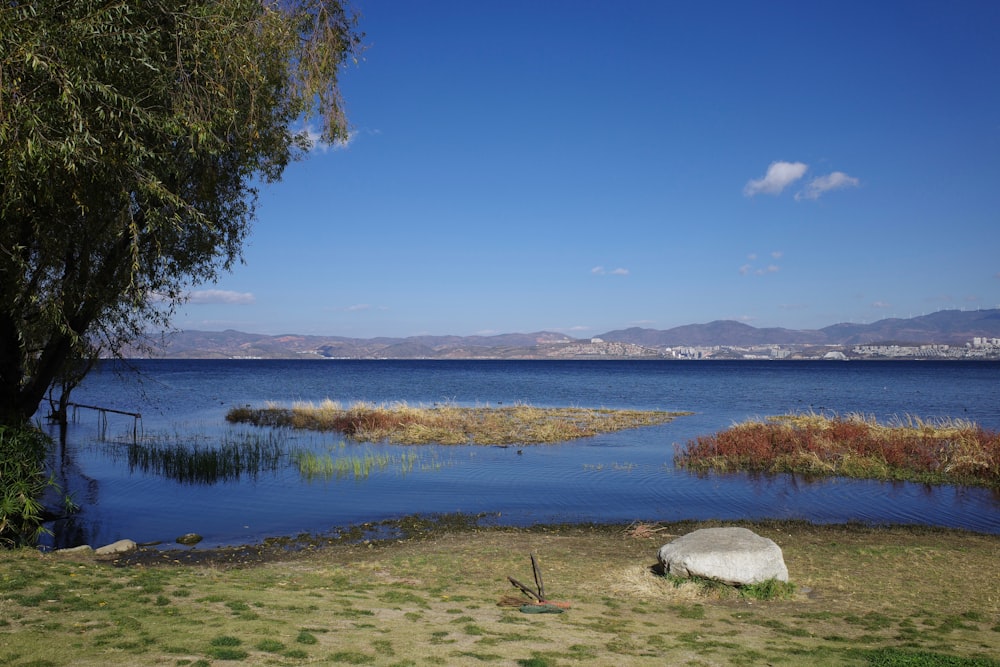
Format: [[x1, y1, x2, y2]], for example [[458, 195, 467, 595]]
[[857, 646, 1000, 666], [293, 448, 419, 480], [0, 520, 997, 666], [254, 639, 285, 652], [740, 577, 798, 601], [295, 630, 318, 645], [659, 571, 796, 602]]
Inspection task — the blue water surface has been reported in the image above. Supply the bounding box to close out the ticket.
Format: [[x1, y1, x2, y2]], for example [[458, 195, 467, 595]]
[[41, 359, 1000, 548]]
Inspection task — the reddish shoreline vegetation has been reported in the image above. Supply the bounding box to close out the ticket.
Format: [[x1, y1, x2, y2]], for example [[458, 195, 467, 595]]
[[226, 401, 692, 445], [676, 413, 1000, 489]]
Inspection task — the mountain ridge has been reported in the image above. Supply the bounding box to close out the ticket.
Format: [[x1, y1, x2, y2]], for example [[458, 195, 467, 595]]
[[142, 309, 1000, 359], [600, 309, 1000, 347]]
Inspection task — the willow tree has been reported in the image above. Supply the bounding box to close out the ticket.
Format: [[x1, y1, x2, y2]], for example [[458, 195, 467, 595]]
[[0, 1, 362, 425]]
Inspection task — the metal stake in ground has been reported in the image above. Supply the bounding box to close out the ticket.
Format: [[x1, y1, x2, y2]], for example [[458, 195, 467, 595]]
[[531, 553, 546, 601], [505, 553, 571, 611], [506, 574, 542, 602]]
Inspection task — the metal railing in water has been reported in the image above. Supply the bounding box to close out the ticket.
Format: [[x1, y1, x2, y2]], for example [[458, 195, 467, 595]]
[[62, 402, 143, 442]]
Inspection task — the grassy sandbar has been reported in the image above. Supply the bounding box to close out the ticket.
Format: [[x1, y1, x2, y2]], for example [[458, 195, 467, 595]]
[[676, 412, 1000, 488], [227, 401, 691, 445]]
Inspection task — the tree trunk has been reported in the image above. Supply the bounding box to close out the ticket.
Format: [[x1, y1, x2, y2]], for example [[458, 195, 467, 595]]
[[0, 318, 74, 427], [0, 314, 31, 426]]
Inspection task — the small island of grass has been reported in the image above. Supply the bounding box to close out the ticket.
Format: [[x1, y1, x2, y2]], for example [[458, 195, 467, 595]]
[[676, 412, 1000, 489], [226, 401, 692, 445]]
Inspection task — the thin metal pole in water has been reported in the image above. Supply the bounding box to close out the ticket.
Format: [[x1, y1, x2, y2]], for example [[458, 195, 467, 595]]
[[62, 402, 143, 443]]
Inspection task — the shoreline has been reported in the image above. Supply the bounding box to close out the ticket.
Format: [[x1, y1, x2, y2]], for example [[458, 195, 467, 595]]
[[78, 515, 1000, 568]]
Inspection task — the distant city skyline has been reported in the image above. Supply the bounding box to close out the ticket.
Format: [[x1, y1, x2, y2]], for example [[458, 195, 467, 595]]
[[153, 308, 1000, 361], [175, 1, 1000, 338]]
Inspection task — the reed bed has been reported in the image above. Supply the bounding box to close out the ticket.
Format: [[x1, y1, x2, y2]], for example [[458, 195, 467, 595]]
[[226, 400, 690, 445], [675, 412, 1000, 488], [123, 431, 287, 484]]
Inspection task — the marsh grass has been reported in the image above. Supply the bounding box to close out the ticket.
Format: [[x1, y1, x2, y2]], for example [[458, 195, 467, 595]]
[[293, 448, 420, 480], [120, 431, 287, 484], [676, 412, 1000, 488], [227, 400, 691, 445]]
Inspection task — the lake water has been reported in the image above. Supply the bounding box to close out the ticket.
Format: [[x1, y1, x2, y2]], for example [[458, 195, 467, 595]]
[[40, 359, 1000, 549]]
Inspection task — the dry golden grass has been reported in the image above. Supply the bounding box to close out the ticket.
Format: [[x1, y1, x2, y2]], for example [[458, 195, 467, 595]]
[[227, 401, 691, 445], [601, 562, 721, 603]]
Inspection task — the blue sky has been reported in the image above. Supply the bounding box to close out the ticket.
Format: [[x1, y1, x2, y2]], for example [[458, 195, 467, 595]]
[[176, 0, 1000, 338]]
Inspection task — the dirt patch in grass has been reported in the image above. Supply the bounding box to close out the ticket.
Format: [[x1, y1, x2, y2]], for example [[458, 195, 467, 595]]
[[3, 520, 998, 666], [227, 401, 692, 445]]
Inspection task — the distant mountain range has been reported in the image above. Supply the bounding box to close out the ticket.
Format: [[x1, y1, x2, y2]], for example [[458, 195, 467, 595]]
[[600, 308, 1000, 347], [149, 329, 578, 359], [140, 309, 1000, 359]]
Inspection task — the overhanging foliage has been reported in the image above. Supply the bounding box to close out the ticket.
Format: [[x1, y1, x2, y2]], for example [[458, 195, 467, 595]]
[[0, 1, 361, 424]]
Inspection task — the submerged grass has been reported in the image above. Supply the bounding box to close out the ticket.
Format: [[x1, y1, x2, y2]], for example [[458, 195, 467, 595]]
[[676, 412, 1000, 488], [293, 448, 421, 480], [120, 431, 288, 484], [117, 430, 443, 484], [227, 400, 692, 445]]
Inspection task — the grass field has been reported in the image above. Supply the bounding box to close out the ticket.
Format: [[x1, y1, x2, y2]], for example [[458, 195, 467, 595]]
[[2, 519, 998, 666]]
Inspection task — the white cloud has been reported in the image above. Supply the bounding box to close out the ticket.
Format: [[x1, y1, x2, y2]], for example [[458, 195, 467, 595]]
[[326, 303, 387, 314], [741, 251, 782, 276], [872, 301, 891, 309], [591, 266, 628, 276], [744, 161, 808, 197], [796, 171, 860, 201], [187, 290, 255, 305], [300, 123, 358, 153]]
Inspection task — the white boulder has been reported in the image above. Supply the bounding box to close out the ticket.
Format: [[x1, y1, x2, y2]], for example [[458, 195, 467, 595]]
[[95, 539, 137, 556], [657, 527, 788, 586], [52, 544, 95, 558]]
